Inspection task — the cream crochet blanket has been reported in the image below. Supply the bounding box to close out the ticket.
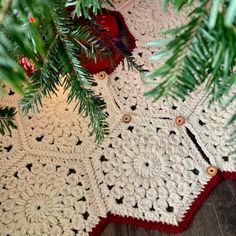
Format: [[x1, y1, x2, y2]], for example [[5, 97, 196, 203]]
[[0, 0, 236, 235]]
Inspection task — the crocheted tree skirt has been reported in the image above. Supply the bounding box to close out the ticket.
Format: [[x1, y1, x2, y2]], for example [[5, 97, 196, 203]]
[[0, 0, 236, 235]]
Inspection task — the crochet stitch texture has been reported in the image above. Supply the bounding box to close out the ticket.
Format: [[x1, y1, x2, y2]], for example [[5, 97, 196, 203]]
[[0, 0, 235, 235]]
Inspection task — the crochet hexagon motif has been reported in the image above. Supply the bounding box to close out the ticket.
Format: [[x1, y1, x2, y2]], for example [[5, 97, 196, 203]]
[[0, 1, 235, 236]]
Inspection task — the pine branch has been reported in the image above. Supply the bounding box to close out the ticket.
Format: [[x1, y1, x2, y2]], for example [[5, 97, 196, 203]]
[[147, 0, 236, 101], [19, 39, 62, 113], [123, 55, 149, 74], [147, 0, 236, 143], [161, 0, 196, 11], [0, 0, 122, 143], [51, 1, 108, 143], [0, 0, 53, 95], [60, 38, 109, 142], [146, 4, 208, 100], [1, 0, 110, 143], [64, 71, 108, 142], [0, 28, 29, 95], [66, 0, 113, 19], [70, 21, 110, 62], [0, 106, 17, 135]]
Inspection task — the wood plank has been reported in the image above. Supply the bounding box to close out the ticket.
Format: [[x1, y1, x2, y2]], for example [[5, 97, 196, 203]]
[[101, 223, 169, 236], [179, 202, 222, 236], [209, 180, 236, 203], [210, 180, 236, 236], [227, 180, 236, 197]]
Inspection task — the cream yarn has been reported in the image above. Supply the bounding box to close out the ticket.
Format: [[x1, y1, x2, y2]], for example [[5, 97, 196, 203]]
[[0, 0, 235, 235]]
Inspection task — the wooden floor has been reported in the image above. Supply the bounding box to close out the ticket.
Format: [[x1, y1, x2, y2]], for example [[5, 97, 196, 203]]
[[101, 180, 236, 236]]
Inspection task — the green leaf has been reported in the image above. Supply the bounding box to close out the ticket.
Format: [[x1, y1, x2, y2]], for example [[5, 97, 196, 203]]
[[146, 0, 236, 147], [148, 38, 174, 47], [225, 0, 236, 27], [0, 106, 17, 135], [208, 0, 221, 29], [161, 0, 170, 11], [150, 50, 170, 61]]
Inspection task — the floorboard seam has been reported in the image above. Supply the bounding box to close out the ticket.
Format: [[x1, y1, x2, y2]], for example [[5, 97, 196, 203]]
[[212, 204, 224, 236]]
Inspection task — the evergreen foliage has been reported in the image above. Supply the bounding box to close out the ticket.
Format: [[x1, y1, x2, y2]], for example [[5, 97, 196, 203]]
[[0, 106, 16, 135], [0, 0, 114, 143], [1, 0, 236, 145], [146, 0, 236, 141], [66, 0, 113, 19]]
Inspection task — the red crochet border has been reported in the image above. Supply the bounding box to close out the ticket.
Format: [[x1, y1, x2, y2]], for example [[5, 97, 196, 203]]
[[89, 171, 236, 236]]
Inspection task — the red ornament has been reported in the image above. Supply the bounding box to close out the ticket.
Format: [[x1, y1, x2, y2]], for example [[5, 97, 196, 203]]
[[75, 10, 136, 75], [28, 16, 36, 24], [18, 57, 35, 76]]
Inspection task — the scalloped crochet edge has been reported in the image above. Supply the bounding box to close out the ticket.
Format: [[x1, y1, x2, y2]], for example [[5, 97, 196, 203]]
[[89, 171, 236, 235]]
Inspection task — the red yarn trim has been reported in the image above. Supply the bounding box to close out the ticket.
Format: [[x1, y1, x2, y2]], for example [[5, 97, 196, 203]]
[[89, 171, 235, 235], [221, 171, 236, 180], [89, 217, 109, 236]]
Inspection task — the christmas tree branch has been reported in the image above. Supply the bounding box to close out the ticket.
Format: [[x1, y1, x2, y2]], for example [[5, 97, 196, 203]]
[[60, 37, 108, 142], [66, 0, 113, 19], [0, 106, 17, 135], [19, 40, 62, 114], [147, 0, 236, 142], [50, 0, 108, 143], [146, 3, 208, 100], [70, 23, 108, 61], [0, 0, 112, 142]]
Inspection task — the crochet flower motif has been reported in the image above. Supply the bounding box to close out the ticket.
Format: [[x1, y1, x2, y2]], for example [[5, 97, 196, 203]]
[[1, 172, 62, 235], [133, 153, 161, 178], [0, 160, 104, 236], [119, 139, 170, 185], [0, 1, 236, 236]]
